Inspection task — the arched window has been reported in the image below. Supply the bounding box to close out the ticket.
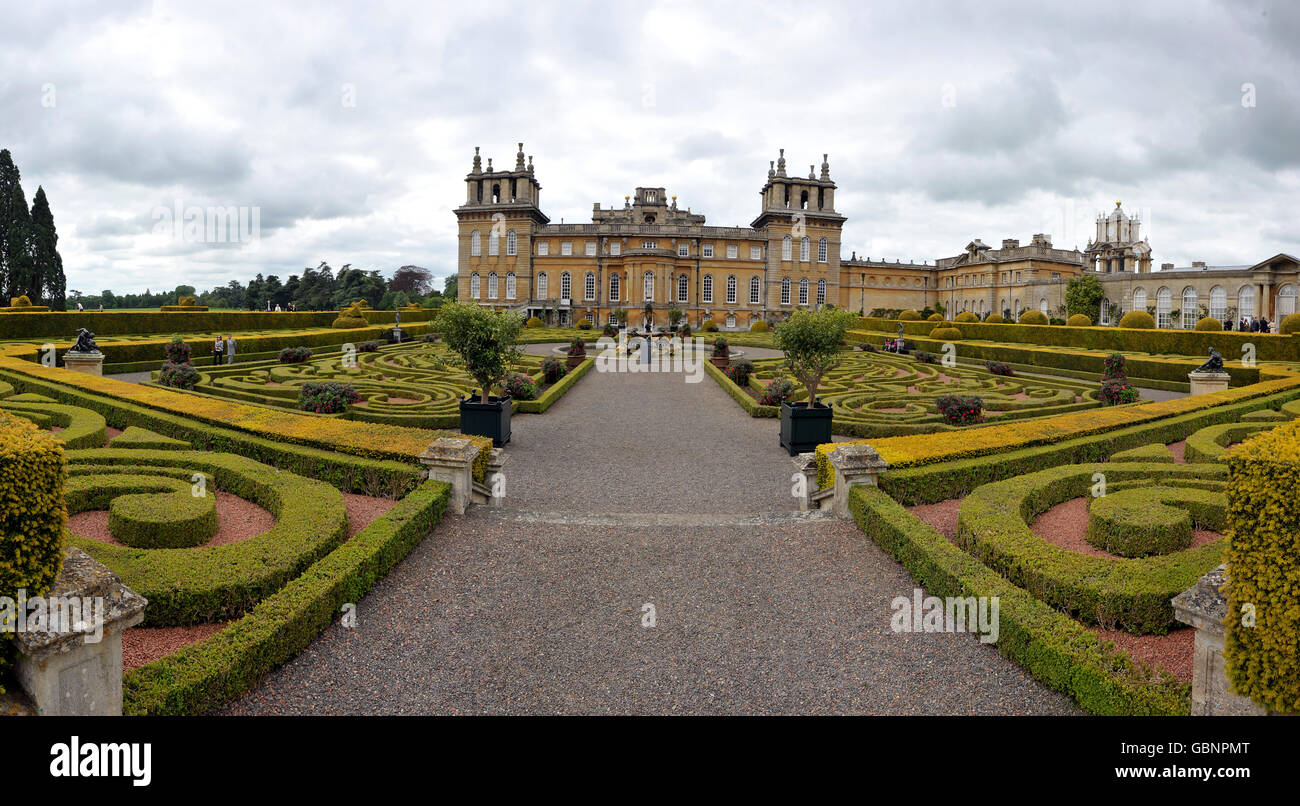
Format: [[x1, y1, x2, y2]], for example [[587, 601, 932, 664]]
[[1157, 287, 1172, 328], [488, 230, 499, 256], [800, 237, 810, 262], [470, 230, 481, 257], [781, 277, 791, 305], [817, 278, 827, 305], [782, 235, 792, 261], [584, 272, 595, 301], [678, 274, 689, 303], [1040, 297, 1049, 315], [470, 272, 480, 299], [643, 271, 655, 302], [799, 190, 809, 210], [1132, 288, 1147, 315], [1279, 284, 1298, 317], [506, 272, 516, 300], [702, 274, 713, 303], [1100, 297, 1109, 324], [1182, 287, 1198, 328], [725, 275, 737, 304], [506, 230, 517, 256], [817, 237, 828, 263], [749, 276, 761, 304], [487, 272, 498, 299], [608, 273, 620, 302], [537, 273, 548, 300], [798, 277, 809, 305], [560, 271, 571, 300], [1209, 285, 1226, 321], [1238, 285, 1255, 319]]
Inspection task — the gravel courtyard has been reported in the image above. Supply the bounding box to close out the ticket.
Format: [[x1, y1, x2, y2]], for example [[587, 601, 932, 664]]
[[224, 358, 1080, 715]]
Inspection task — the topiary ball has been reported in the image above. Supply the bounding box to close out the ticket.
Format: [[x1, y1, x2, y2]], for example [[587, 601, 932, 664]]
[[927, 313, 944, 322], [1017, 310, 1049, 325], [1118, 310, 1156, 329], [749, 320, 769, 332], [1195, 317, 1223, 331], [1281, 313, 1300, 335], [1067, 313, 1093, 327], [525, 316, 543, 328], [898, 310, 921, 321], [984, 313, 1005, 324], [929, 326, 963, 341], [954, 312, 979, 323]]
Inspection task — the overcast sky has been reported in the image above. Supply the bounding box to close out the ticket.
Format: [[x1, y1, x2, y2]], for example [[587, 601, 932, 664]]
[[2, 0, 1297, 295]]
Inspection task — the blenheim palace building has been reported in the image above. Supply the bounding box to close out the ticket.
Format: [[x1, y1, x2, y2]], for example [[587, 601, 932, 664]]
[[456, 143, 1300, 329]]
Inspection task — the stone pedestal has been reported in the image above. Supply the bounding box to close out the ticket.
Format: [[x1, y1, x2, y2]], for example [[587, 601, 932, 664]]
[[1172, 563, 1267, 716], [13, 548, 147, 716], [417, 437, 485, 515], [61, 350, 104, 376], [827, 444, 889, 517], [791, 453, 818, 511], [1188, 370, 1230, 396]]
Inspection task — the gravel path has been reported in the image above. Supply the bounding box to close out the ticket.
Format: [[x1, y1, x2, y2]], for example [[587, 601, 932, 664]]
[[222, 363, 1081, 715]]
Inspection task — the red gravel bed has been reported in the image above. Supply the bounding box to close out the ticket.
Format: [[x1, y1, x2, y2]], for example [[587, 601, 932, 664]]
[[123, 623, 228, 671], [1167, 440, 1186, 463], [68, 491, 275, 548], [105, 426, 123, 446], [343, 493, 398, 538], [907, 499, 961, 540], [1087, 625, 1194, 682]]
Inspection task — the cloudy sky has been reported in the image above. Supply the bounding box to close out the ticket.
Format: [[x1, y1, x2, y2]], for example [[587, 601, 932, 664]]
[[2, 0, 1297, 295]]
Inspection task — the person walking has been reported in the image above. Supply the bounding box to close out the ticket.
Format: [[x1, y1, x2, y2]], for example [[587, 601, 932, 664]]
[[225, 334, 237, 364], [213, 335, 225, 366], [76, 301, 84, 312]]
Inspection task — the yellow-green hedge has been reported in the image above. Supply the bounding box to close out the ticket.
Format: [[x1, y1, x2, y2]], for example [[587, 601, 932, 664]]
[[1280, 313, 1300, 335], [899, 310, 921, 321], [1195, 317, 1222, 332], [984, 313, 1006, 323], [1118, 310, 1156, 329], [954, 312, 978, 323], [1018, 310, 1048, 325], [750, 320, 769, 332], [1067, 314, 1093, 327], [929, 326, 962, 341], [1224, 420, 1300, 713], [0, 410, 68, 692]]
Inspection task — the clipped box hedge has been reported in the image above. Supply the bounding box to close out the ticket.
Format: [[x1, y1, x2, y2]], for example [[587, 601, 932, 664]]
[[0, 309, 433, 340]]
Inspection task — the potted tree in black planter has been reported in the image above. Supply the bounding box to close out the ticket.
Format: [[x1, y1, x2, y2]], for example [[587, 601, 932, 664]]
[[773, 307, 855, 455], [439, 302, 523, 446]]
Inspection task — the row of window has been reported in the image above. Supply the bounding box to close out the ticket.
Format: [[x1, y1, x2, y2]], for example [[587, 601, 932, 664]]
[[946, 270, 1061, 287], [469, 231, 831, 263], [467, 271, 827, 305], [1110, 284, 1289, 328]]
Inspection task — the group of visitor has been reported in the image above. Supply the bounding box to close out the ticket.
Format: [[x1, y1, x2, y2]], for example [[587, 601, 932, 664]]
[[1233, 316, 1272, 333], [212, 335, 237, 365], [263, 301, 297, 312]]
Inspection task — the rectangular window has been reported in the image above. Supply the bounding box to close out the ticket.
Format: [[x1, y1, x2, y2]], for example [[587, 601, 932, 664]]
[[702, 275, 713, 303], [584, 274, 595, 301], [678, 244, 689, 257], [561, 241, 573, 256], [702, 244, 714, 258], [537, 241, 549, 256], [642, 240, 657, 249], [726, 244, 738, 259], [750, 245, 761, 260], [585, 241, 596, 256], [610, 242, 621, 256]]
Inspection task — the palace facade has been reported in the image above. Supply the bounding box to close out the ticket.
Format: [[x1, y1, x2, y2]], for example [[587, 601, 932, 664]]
[[455, 144, 1300, 329]]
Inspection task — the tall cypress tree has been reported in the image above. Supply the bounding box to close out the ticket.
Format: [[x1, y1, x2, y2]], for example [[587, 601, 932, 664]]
[[0, 149, 36, 303], [30, 186, 66, 309]]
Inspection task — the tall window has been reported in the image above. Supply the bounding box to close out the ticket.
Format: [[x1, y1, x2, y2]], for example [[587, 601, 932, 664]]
[[1132, 288, 1147, 315], [488, 231, 499, 256], [817, 278, 826, 305], [506, 272, 516, 299], [798, 278, 809, 305], [678, 274, 689, 303], [561, 241, 573, 256], [702, 274, 713, 303], [609, 273, 620, 301], [537, 273, 548, 299], [1279, 284, 1298, 318], [1209, 286, 1226, 321], [537, 241, 549, 256], [1039, 297, 1048, 315], [1157, 287, 1172, 328], [800, 237, 810, 262], [817, 237, 827, 263], [1238, 285, 1255, 319], [560, 271, 571, 300], [701, 244, 713, 258], [470, 273, 480, 299], [749, 276, 761, 304], [727, 244, 738, 259], [643, 272, 655, 302], [506, 230, 517, 256], [781, 277, 791, 305], [782, 235, 792, 261], [610, 242, 621, 256], [585, 241, 596, 257], [470, 230, 482, 257], [584, 272, 595, 301], [1182, 287, 1198, 329], [726, 275, 737, 304], [678, 244, 689, 257], [750, 245, 762, 260], [487, 272, 498, 299]]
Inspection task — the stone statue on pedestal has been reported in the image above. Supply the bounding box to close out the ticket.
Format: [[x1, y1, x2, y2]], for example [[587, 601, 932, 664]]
[[1194, 347, 1224, 374], [70, 328, 100, 354]]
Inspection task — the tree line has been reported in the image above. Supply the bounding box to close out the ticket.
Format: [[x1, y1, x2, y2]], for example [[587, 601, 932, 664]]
[[0, 149, 67, 308]]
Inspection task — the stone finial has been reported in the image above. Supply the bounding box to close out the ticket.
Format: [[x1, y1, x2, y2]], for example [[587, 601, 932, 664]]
[[809, 165, 815, 179], [516, 142, 526, 171], [472, 146, 482, 174], [486, 157, 493, 173], [528, 155, 534, 172], [776, 148, 786, 177], [821, 153, 830, 180], [768, 160, 775, 179]]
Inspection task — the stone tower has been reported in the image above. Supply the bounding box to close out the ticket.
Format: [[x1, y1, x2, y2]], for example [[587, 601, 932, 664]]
[[751, 150, 846, 312], [454, 143, 550, 307], [1085, 201, 1151, 274]]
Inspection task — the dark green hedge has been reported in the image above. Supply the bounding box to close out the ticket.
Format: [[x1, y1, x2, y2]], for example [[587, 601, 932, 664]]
[[516, 357, 594, 413], [65, 473, 219, 548], [122, 479, 450, 715], [0, 309, 433, 340]]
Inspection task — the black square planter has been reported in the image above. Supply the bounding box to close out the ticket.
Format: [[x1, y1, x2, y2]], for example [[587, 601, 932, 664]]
[[780, 401, 833, 456], [459, 395, 512, 446]]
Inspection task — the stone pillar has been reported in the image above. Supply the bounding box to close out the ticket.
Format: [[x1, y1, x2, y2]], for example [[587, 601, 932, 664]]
[[13, 548, 147, 716], [1188, 370, 1230, 396], [827, 444, 889, 517], [791, 452, 818, 511], [61, 350, 104, 376], [417, 437, 484, 515], [485, 448, 507, 507], [1172, 564, 1267, 716]]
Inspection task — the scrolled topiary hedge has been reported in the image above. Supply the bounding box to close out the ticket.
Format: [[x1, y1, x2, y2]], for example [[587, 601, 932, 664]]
[[66, 473, 220, 549], [1183, 421, 1277, 464], [1085, 485, 1224, 557]]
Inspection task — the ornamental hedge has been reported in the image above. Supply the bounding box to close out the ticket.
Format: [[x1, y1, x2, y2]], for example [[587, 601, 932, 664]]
[[0, 309, 435, 340]]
